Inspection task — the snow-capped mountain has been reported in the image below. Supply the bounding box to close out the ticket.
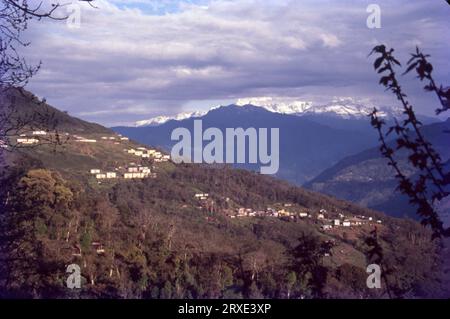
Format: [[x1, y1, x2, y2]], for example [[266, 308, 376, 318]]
[[134, 97, 401, 127], [236, 96, 400, 119], [236, 97, 313, 114], [135, 110, 207, 127]]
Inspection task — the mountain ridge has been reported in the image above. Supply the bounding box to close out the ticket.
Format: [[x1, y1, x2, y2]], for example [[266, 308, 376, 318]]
[[134, 97, 407, 127], [113, 104, 381, 185], [305, 118, 450, 219]]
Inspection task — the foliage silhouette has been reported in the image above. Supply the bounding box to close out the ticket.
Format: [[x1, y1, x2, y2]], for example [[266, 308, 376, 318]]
[[369, 45, 450, 239]]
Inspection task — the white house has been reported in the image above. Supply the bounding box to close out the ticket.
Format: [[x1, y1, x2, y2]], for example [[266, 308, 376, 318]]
[[237, 208, 247, 217], [317, 213, 325, 220], [120, 137, 129, 141], [124, 173, 133, 179], [17, 138, 39, 144], [127, 149, 136, 154], [139, 167, 151, 174], [334, 219, 341, 226], [343, 221, 351, 227], [128, 167, 139, 173], [90, 169, 101, 174], [96, 174, 106, 179], [32, 131, 47, 135], [135, 151, 143, 156], [76, 139, 97, 143], [321, 225, 333, 231], [106, 172, 117, 179], [299, 212, 308, 218]]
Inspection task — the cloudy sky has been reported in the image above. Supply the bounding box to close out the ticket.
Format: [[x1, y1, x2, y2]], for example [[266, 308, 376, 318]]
[[21, 0, 450, 126]]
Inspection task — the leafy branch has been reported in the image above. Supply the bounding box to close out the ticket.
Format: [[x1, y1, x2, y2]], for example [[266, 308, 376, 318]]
[[369, 45, 450, 239]]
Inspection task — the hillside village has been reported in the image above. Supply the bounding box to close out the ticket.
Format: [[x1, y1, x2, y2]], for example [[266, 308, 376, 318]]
[[13, 130, 171, 181], [192, 192, 383, 232], [12, 129, 384, 233]]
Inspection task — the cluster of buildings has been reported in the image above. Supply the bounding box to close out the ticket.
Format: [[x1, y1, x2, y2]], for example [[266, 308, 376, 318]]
[[17, 137, 40, 145], [124, 166, 153, 179], [74, 135, 97, 143], [126, 147, 171, 162], [90, 169, 117, 180], [90, 165, 155, 180], [317, 210, 383, 231], [101, 135, 129, 141], [228, 206, 299, 219], [16, 131, 48, 144], [75, 134, 131, 144], [225, 204, 383, 229], [32, 131, 47, 136]]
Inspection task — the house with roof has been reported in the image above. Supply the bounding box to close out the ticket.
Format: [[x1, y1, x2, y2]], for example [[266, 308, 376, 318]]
[[17, 138, 39, 144], [342, 220, 351, 227], [32, 130, 47, 135]]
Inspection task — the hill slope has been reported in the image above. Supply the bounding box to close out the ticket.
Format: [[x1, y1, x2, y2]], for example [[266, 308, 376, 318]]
[[305, 118, 450, 219], [0, 88, 111, 135]]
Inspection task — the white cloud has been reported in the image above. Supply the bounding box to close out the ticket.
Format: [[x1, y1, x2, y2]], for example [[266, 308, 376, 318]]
[[18, 0, 450, 126]]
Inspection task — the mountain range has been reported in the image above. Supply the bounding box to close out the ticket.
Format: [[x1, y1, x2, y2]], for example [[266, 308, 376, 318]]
[[134, 97, 404, 127], [114, 100, 438, 186], [114, 104, 382, 185]]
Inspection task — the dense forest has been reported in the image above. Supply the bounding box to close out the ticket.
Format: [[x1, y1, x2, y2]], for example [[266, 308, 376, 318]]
[[0, 156, 447, 298]]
